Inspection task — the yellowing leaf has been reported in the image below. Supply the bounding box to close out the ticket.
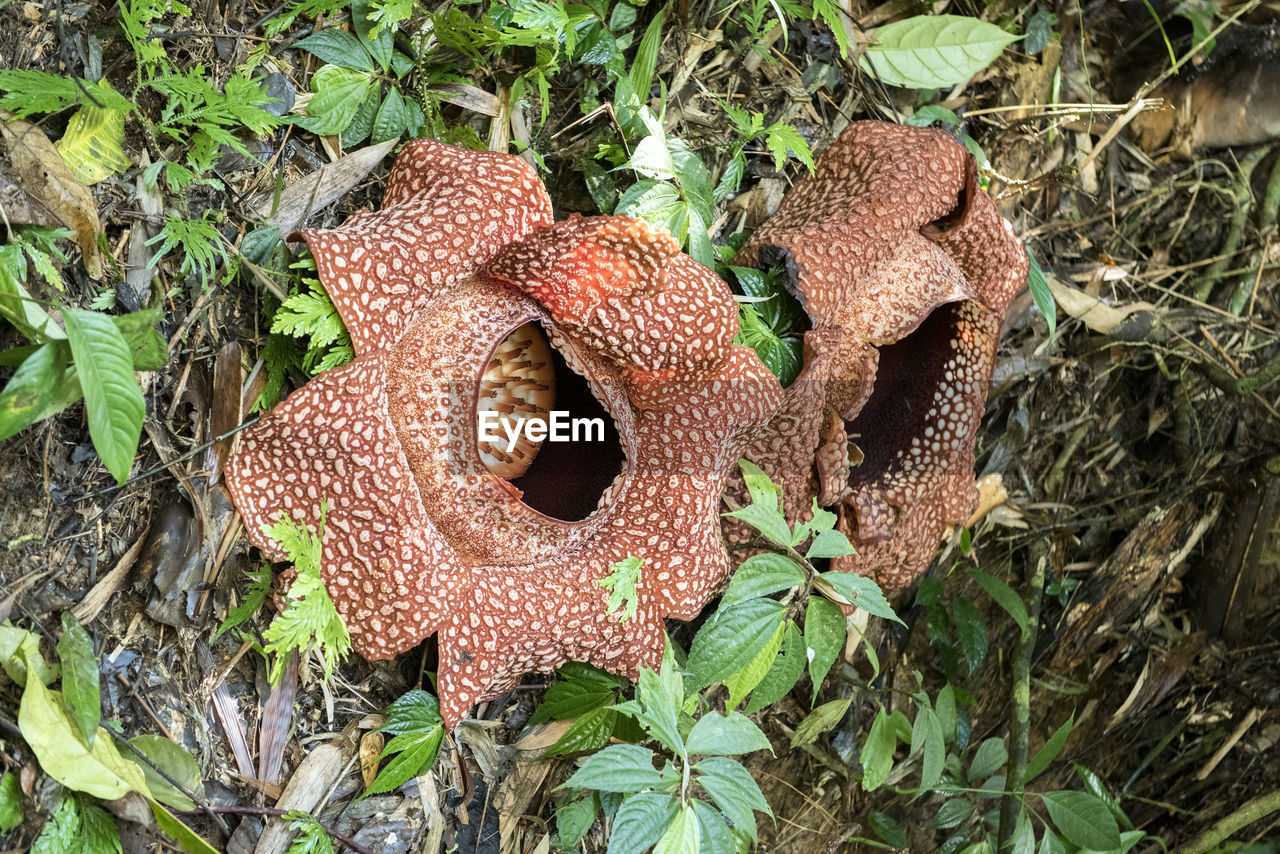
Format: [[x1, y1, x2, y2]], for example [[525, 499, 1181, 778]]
[[55, 92, 131, 184], [17, 652, 151, 801]]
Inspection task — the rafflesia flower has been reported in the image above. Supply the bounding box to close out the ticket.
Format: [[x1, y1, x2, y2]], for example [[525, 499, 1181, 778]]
[[732, 121, 1027, 593], [227, 141, 783, 725]]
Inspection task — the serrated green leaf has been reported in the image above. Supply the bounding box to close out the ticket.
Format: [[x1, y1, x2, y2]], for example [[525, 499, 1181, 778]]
[[299, 65, 377, 135], [129, 734, 205, 811], [792, 696, 851, 749], [685, 711, 771, 757], [608, 792, 678, 854], [687, 598, 785, 688], [365, 728, 444, 796], [721, 553, 805, 607], [722, 499, 793, 548], [599, 555, 644, 623], [654, 803, 699, 854], [806, 529, 856, 559], [689, 799, 737, 854], [296, 29, 375, 71], [968, 737, 1008, 780], [744, 621, 804, 713], [735, 304, 803, 388], [861, 14, 1020, 89], [352, 0, 394, 70], [57, 612, 100, 747], [868, 811, 907, 846], [763, 123, 815, 173], [724, 618, 785, 709], [1039, 791, 1121, 850], [556, 792, 600, 848], [819, 572, 903, 624], [929, 797, 973, 829], [542, 705, 618, 756], [378, 689, 443, 734], [858, 706, 894, 790], [63, 307, 144, 485], [952, 595, 989, 672], [562, 744, 669, 793], [694, 757, 771, 843], [371, 87, 408, 144], [910, 706, 945, 791], [804, 596, 845, 702], [531, 681, 615, 723]]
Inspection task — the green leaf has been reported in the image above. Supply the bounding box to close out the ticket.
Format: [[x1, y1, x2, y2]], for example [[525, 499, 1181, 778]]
[[1039, 791, 1121, 850], [112, 310, 168, 371], [62, 307, 144, 486], [721, 553, 805, 606], [763, 123, 815, 173], [56, 93, 132, 185], [685, 205, 714, 269], [721, 497, 793, 549], [599, 555, 644, 622], [860, 14, 1021, 89], [1024, 8, 1058, 55], [365, 728, 444, 796], [542, 705, 618, 756], [378, 689, 443, 733], [0, 245, 65, 341], [532, 681, 615, 723], [868, 811, 907, 847], [968, 737, 1008, 780], [627, 8, 665, 105], [563, 744, 670, 793], [803, 596, 845, 702], [0, 625, 57, 686], [744, 621, 805, 714], [352, 0, 394, 70], [805, 529, 856, 559], [738, 458, 779, 508], [909, 707, 945, 790], [689, 799, 737, 854], [695, 756, 771, 842], [291, 27, 371, 70], [299, 65, 377, 135], [18, 652, 151, 801], [625, 659, 685, 756], [608, 792, 679, 854], [340, 88, 380, 148], [0, 342, 80, 442], [33, 792, 122, 854], [654, 803, 699, 854], [57, 612, 100, 747], [935, 683, 957, 743], [967, 567, 1030, 637], [129, 734, 205, 811], [214, 564, 271, 641], [1026, 247, 1056, 339], [616, 180, 687, 242], [928, 797, 973, 829], [905, 105, 962, 128], [284, 810, 335, 854], [952, 595, 989, 672], [734, 305, 802, 389], [0, 771, 22, 833], [811, 0, 852, 58], [556, 792, 600, 848], [724, 618, 786, 709], [819, 572, 903, 624], [1024, 717, 1075, 783], [150, 799, 221, 854], [371, 87, 409, 144], [858, 707, 895, 790], [687, 598, 786, 688], [792, 696, 852, 749], [685, 711, 772, 757]]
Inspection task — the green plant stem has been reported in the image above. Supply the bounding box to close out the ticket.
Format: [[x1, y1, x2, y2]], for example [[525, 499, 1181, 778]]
[[1193, 348, 1280, 398], [1169, 789, 1280, 854], [995, 541, 1048, 849], [1195, 148, 1267, 303], [1259, 147, 1280, 234]]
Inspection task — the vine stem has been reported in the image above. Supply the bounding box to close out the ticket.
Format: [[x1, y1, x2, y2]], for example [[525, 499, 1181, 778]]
[[1168, 790, 1280, 854]]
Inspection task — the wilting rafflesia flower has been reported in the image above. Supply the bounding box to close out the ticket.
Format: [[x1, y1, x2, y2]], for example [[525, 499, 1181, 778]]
[[228, 141, 782, 725], [732, 121, 1027, 593]]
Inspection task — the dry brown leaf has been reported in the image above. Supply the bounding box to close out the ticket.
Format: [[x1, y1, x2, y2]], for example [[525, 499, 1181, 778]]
[[1046, 274, 1156, 335], [0, 114, 103, 278], [253, 136, 400, 235], [358, 731, 384, 790]]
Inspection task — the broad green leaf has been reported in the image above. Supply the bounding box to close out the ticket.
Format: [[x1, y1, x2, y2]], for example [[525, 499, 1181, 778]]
[[364, 728, 444, 796], [562, 744, 669, 793], [1026, 715, 1074, 782], [952, 595, 989, 672], [1011, 812, 1036, 854], [542, 705, 618, 756], [129, 734, 205, 811], [694, 757, 771, 843], [735, 305, 802, 389], [63, 307, 144, 485], [0, 342, 80, 442], [0, 625, 57, 686], [688, 799, 737, 854], [805, 529, 856, 559], [792, 696, 852, 749], [0, 246, 65, 341], [0, 771, 21, 833], [819, 572, 903, 624], [935, 683, 957, 743], [371, 88, 409, 144], [150, 799, 220, 854], [299, 65, 377, 135], [684, 711, 771, 757], [55, 94, 131, 184], [112, 309, 168, 371], [341, 88, 380, 148], [556, 792, 600, 848], [858, 707, 895, 790], [721, 553, 805, 607], [629, 664, 684, 756], [654, 803, 699, 854], [744, 621, 805, 714], [929, 797, 973, 829], [608, 792, 678, 854], [295, 29, 375, 71], [1027, 247, 1056, 339], [685, 205, 714, 269], [57, 612, 100, 748], [868, 811, 907, 847], [906, 105, 962, 127], [352, 0, 394, 70], [910, 706, 945, 791], [860, 14, 1021, 89], [967, 567, 1030, 637], [18, 653, 150, 801], [668, 137, 715, 224], [738, 458, 780, 508], [1039, 791, 1121, 850], [968, 737, 1008, 780], [804, 596, 845, 702], [531, 681, 614, 724], [687, 598, 785, 688], [722, 499, 793, 548], [626, 132, 676, 180], [724, 618, 785, 709], [616, 179, 687, 243]]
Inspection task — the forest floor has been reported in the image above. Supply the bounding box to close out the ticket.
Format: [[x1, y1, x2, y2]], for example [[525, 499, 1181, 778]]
[[0, 0, 1278, 852]]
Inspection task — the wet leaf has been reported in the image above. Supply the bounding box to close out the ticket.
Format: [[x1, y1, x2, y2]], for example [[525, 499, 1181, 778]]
[[57, 612, 100, 747], [129, 734, 204, 811]]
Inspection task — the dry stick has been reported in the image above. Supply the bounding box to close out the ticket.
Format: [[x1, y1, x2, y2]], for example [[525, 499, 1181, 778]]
[[1195, 148, 1268, 303], [1169, 790, 1280, 854]]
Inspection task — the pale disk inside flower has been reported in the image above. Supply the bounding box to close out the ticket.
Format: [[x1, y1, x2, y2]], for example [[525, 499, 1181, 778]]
[[477, 321, 557, 478]]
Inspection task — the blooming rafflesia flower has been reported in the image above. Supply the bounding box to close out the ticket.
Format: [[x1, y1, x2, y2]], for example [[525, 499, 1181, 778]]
[[227, 141, 783, 725]]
